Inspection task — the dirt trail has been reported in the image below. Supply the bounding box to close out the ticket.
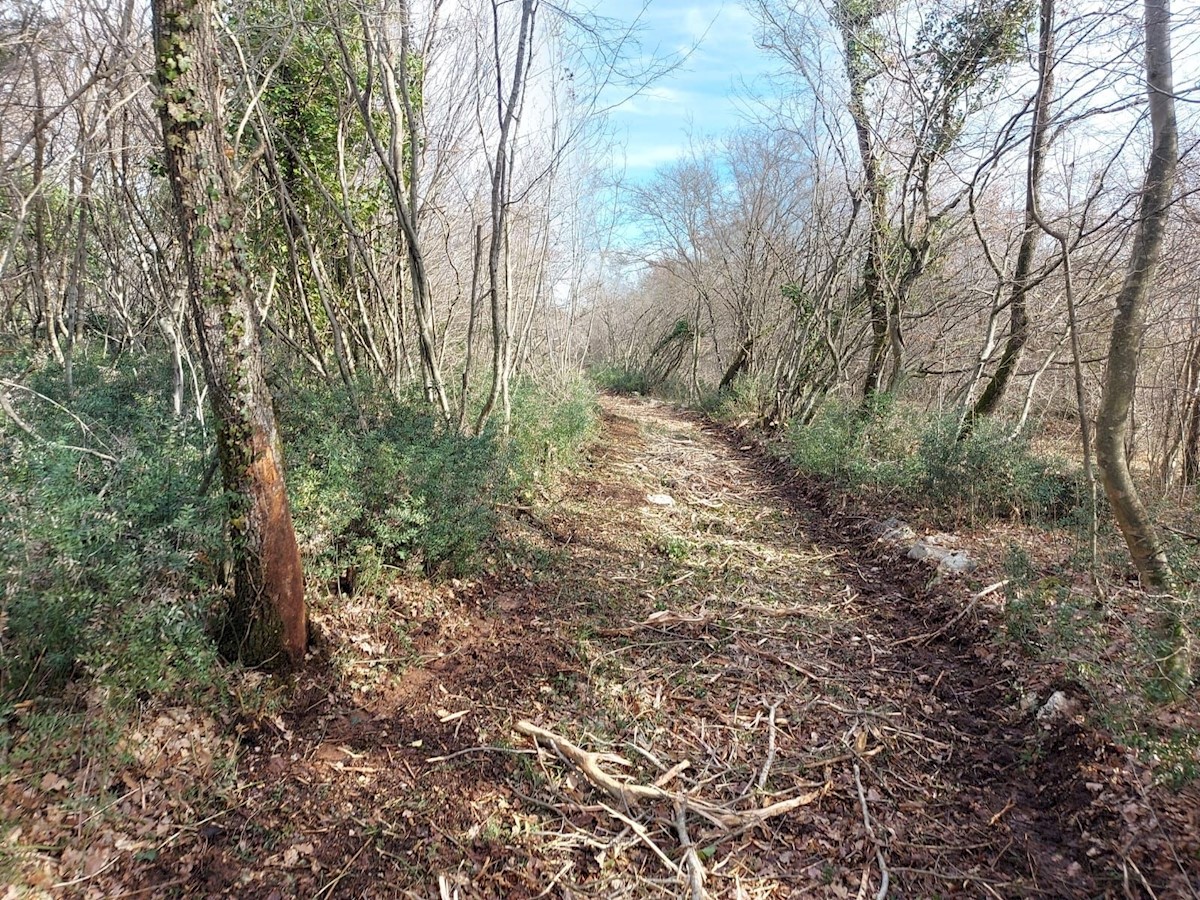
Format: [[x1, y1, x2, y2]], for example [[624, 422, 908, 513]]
[[124, 394, 1194, 898]]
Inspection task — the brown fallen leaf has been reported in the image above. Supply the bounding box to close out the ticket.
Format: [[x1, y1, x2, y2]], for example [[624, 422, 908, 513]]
[[39, 773, 69, 793]]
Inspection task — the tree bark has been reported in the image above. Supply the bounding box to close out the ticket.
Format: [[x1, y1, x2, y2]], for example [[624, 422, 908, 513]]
[[967, 0, 1056, 431], [477, 0, 537, 435], [832, 3, 888, 404], [152, 0, 307, 669], [1094, 0, 1188, 694]]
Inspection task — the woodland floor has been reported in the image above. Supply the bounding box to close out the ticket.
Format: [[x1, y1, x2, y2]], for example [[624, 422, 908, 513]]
[[6, 394, 1200, 898]]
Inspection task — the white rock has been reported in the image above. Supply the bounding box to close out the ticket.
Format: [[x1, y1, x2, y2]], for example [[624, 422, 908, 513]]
[[874, 517, 917, 544], [1036, 690, 1077, 723], [907, 540, 949, 562], [937, 550, 976, 574], [646, 493, 675, 506]]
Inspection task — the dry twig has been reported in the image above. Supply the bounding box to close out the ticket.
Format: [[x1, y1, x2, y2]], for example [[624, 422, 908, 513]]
[[674, 802, 709, 900], [515, 720, 828, 830], [756, 703, 779, 791], [854, 760, 890, 900]]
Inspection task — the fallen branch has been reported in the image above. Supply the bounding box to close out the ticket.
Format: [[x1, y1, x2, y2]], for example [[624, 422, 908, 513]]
[[313, 839, 370, 900], [756, 703, 779, 791], [0, 387, 117, 463], [516, 720, 664, 807], [515, 720, 828, 831], [424, 745, 537, 764], [1160, 522, 1200, 544], [654, 759, 691, 788], [675, 802, 709, 900], [598, 801, 680, 875], [738, 643, 827, 683], [892, 580, 1008, 648], [853, 760, 889, 900]]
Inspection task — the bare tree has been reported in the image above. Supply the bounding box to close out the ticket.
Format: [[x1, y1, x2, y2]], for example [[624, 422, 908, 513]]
[[1094, 0, 1187, 694]]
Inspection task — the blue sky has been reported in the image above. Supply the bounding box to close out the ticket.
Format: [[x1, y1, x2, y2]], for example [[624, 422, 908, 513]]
[[602, 1, 778, 179]]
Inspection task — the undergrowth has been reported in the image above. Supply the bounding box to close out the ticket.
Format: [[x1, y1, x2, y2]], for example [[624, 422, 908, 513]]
[[0, 354, 227, 706], [707, 391, 1199, 782], [778, 397, 1086, 525], [1, 351, 598, 711], [589, 365, 650, 395]]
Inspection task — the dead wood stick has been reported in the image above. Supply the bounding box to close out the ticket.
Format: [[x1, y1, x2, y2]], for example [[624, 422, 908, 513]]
[[654, 759, 691, 788], [627, 741, 667, 772], [0, 388, 117, 463], [745, 604, 812, 618], [745, 787, 829, 825], [739, 644, 826, 682], [1160, 522, 1200, 544], [516, 720, 827, 830], [515, 720, 666, 807], [313, 839, 371, 900], [853, 761, 889, 900], [598, 801, 680, 875], [892, 580, 1009, 648], [756, 703, 779, 791], [674, 802, 709, 900]]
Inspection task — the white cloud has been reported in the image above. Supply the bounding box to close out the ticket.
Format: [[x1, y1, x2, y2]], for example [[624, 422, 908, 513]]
[[602, 0, 778, 179], [621, 143, 689, 170]]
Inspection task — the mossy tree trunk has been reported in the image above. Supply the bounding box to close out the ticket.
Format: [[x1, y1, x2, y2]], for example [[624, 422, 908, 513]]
[[832, 1, 889, 404], [151, 0, 307, 669], [1095, 0, 1189, 696]]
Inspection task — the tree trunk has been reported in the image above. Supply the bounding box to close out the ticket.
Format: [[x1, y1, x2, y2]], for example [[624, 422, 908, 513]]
[[1094, 0, 1188, 695], [719, 336, 754, 393], [477, 0, 537, 435], [1181, 326, 1200, 486], [833, 4, 888, 404], [152, 0, 307, 670], [967, 0, 1055, 431]]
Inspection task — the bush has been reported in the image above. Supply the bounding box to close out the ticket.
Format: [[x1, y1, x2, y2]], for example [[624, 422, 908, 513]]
[[590, 365, 649, 395], [701, 375, 768, 423], [505, 376, 599, 492], [782, 397, 1081, 523], [281, 379, 501, 584], [2, 352, 599, 704], [278, 371, 598, 587], [784, 396, 920, 490], [916, 415, 1079, 522], [0, 354, 226, 702]]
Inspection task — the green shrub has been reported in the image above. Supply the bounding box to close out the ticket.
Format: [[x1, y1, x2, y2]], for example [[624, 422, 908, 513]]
[[701, 375, 768, 423], [916, 415, 1077, 522], [504, 376, 599, 491], [280, 378, 502, 582], [2, 353, 598, 704], [781, 398, 1081, 523], [590, 365, 649, 395], [0, 354, 225, 702], [784, 396, 920, 489], [279, 372, 598, 585]]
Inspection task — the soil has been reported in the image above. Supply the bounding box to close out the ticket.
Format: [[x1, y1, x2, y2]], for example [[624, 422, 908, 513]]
[[6, 394, 1199, 898]]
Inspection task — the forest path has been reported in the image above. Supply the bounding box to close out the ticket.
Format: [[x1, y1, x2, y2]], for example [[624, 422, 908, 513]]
[[130, 394, 1140, 898]]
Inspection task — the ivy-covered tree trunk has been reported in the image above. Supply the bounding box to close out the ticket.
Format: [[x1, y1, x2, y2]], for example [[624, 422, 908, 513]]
[[832, 1, 888, 404], [152, 0, 307, 669], [1095, 0, 1188, 695]]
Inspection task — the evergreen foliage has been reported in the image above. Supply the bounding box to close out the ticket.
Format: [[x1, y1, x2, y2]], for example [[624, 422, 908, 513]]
[[0, 353, 598, 704]]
